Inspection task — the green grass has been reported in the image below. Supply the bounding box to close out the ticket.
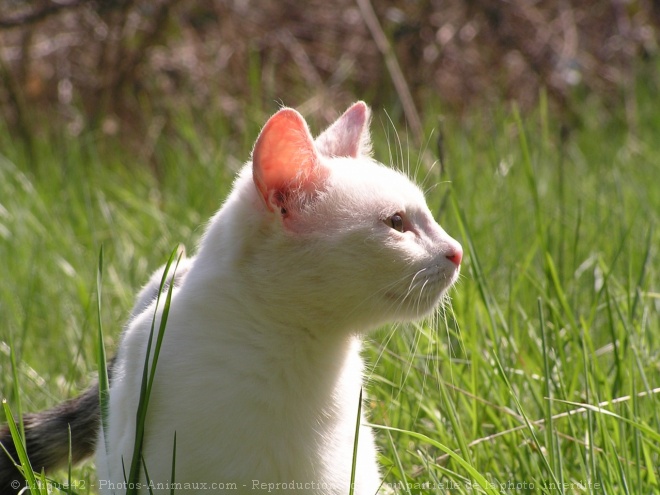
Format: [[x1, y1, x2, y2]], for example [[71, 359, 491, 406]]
[[1, 81, 659, 493]]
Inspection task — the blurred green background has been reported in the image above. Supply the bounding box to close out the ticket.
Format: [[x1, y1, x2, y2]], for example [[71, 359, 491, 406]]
[[1, 1, 659, 494]]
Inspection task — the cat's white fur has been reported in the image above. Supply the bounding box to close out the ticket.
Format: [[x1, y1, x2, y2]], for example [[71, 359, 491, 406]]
[[97, 102, 462, 494]]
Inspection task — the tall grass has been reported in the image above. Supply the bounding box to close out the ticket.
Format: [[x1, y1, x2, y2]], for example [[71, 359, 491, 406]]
[[1, 81, 659, 493]]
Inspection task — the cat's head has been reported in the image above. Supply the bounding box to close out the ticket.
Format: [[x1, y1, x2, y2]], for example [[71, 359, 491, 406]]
[[218, 102, 462, 334]]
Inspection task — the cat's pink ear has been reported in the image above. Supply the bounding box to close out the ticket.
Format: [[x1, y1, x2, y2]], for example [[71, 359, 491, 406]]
[[315, 101, 371, 158], [252, 108, 323, 213]]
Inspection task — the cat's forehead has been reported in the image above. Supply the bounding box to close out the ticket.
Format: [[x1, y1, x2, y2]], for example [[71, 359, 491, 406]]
[[325, 156, 426, 208]]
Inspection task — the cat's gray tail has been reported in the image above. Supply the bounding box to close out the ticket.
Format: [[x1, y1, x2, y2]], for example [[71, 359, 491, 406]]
[[0, 253, 191, 494], [0, 360, 114, 495]]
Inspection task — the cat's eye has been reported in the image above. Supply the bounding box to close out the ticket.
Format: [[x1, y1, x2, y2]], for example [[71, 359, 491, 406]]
[[385, 213, 405, 232]]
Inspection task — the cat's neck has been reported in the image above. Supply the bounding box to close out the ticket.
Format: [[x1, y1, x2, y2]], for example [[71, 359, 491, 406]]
[[177, 270, 359, 347], [166, 282, 365, 410]]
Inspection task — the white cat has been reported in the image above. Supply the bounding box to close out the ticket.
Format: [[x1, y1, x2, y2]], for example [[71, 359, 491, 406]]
[[0, 102, 462, 495]]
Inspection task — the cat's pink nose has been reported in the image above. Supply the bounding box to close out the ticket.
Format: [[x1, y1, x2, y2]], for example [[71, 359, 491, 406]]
[[446, 246, 463, 266]]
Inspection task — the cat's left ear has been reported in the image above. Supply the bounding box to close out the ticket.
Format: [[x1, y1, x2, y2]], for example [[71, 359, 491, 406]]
[[252, 108, 324, 215], [315, 101, 371, 158]]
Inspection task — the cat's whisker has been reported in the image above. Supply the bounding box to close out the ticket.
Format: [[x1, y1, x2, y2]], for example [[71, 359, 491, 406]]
[[423, 182, 440, 197], [413, 129, 437, 185], [380, 111, 397, 173], [406, 267, 428, 294], [364, 323, 401, 383]]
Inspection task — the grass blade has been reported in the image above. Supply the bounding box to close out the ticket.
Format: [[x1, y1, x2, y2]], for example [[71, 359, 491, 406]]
[[127, 248, 182, 494], [385, 429, 411, 495], [96, 245, 111, 464], [491, 351, 564, 493], [170, 432, 177, 495], [539, 299, 556, 472], [368, 423, 500, 495], [551, 399, 660, 443], [8, 338, 24, 443], [349, 388, 362, 495], [2, 400, 42, 494]]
